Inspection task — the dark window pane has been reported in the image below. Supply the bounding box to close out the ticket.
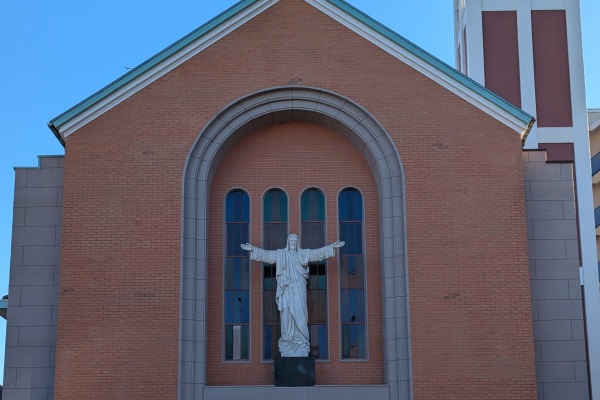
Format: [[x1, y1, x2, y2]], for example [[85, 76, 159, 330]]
[[225, 290, 249, 324], [339, 222, 362, 255], [264, 223, 287, 250], [319, 325, 328, 359], [302, 222, 325, 249], [264, 189, 288, 223], [263, 289, 278, 324], [226, 190, 249, 222], [226, 325, 233, 360], [340, 289, 365, 323], [265, 325, 273, 360], [301, 189, 324, 222], [338, 189, 362, 221], [308, 289, 327, 323], [241, 325, 249, 360], [342, 324, 365, 358], [309, 324, 328, 359], [227, 223, 249, 256], [263, 263, 276, 290], [339, 256, 364, 289], [308, 262, 326, 290]]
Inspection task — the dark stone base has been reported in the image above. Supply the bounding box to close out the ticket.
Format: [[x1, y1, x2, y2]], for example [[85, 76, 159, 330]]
[[274, 356, 315, 387]]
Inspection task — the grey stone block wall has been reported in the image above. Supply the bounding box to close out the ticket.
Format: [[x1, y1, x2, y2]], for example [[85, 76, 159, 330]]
[[3, 156, 63, 400], [523, 151, 589, 400]]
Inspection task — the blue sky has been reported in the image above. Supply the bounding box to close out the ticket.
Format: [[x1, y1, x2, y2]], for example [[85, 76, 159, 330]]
[[0, 0, 598, 382]]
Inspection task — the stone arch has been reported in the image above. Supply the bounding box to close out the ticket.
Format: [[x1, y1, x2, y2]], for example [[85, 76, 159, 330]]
[[180, 86, 411, 400]]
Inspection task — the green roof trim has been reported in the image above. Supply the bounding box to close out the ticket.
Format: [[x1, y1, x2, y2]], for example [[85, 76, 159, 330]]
[[324, 0, 534, 125], [48, 0, 260, 134], [49, 0, 534, 143]]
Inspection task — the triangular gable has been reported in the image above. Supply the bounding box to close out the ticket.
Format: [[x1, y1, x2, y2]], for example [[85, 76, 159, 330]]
[[48, 0, 534, 145]]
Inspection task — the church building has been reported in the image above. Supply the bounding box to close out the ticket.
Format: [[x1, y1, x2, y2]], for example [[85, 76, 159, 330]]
[[4, 0, 599, 399]]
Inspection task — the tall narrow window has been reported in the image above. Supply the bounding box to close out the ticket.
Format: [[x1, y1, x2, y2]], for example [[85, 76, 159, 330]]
[[263, 189, 288, 359], [301, 188, 328, 359], [338, 188, 366, 359], [224, 190, 250, 360]]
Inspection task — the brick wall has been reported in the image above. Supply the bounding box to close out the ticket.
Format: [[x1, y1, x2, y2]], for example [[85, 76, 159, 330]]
[[53, 0, 537, 398]]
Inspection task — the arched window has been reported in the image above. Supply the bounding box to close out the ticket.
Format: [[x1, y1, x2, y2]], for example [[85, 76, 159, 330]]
[[301, 188, 328, 359], [338, 188, 366, 359], [262, 189, 288, 359], [224, 190, 250, 360]]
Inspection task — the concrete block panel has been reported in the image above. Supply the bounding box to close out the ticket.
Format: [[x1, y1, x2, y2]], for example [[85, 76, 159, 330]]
[[5, 347, 51, 368], [562, 201, 576, 220], [538, 300, 584, 320], [525, 200, 564, 220], [528, 239, 567, 260], [11, 227, 55, 247], [38, 157, 60, 169], [16, 366, 55, 389], [5, 326, 19, 348], [531, 280, 569, 300], [535, 259, 579, 280], [22, 246, 60, 267], [536, 361, 576, 382], [523, 161, 562, 182], [532, 220, 577, 240], [572, 320, 585, 340], [533, 320, 573, 341], [18, 326, 57, 347], [10, 246, 23, 267], [568, 280, 582, 300], [575, 361, 588, 382], [12, 208, 26, 227], [565, 240, 579, 260], [530, 181, 574, 201], [4, 367, 17, 389], [560, 164, 573, 181], [6, 306, 53, 327], [25, 169, 64, 188], [10, 266, 54, 286], [20, 286, 58, 307], [13, 188, 58, 208], [542, 382, 589, 400], [2, 388, 51, 400], [8, 286, 21, 307], [24, 207, 62, 227], [540, 340, 586, 361]]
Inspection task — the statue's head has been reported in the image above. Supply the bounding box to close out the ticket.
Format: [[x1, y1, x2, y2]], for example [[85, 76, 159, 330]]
[[286, 234, 299, 251]]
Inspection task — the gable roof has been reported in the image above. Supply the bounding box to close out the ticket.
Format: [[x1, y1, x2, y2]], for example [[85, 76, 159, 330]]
[[48, 0, 534, 146]]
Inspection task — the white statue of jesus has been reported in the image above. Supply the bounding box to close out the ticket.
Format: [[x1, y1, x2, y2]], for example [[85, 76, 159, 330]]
[[241, 234, 344, 357]]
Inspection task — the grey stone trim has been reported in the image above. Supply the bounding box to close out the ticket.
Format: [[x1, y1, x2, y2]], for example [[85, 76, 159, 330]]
[[181, 87, 409, 400], [524, 154, 589, 399], [4, 156, 63, 400], [204, 385, 390, 400]]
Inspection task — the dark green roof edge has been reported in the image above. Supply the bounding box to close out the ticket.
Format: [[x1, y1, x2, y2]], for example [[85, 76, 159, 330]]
[[49, 0, 259, 131], [325, 0, 534, 125], [49, 0, 534, 137]]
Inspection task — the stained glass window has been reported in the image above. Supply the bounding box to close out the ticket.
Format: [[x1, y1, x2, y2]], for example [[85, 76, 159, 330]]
[[301, 188, 328, 359], [339, 188, 366, 359], [263, 189, 288, 360], [224, 190, 250, 360]]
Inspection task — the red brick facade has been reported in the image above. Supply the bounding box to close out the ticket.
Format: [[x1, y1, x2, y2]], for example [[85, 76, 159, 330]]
[[54, 0, 536, 398]]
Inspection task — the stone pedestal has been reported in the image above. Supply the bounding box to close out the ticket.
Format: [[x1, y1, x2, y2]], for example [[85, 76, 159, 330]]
[[274, 356, 315, 387]]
